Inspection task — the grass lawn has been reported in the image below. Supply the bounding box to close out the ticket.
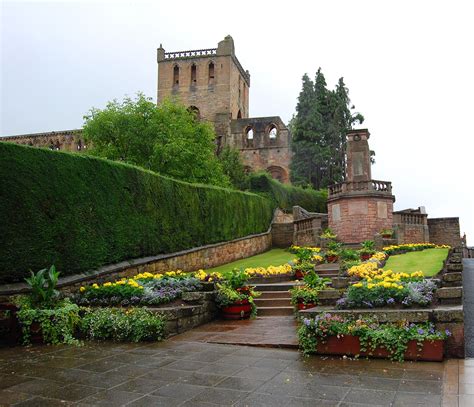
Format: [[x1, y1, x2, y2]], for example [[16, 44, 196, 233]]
[[205, 248, 294, 274], [384, 248, 449, 277]]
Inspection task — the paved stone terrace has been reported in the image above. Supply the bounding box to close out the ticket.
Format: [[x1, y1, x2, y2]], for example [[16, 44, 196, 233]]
[[0, 334, 472, 406]]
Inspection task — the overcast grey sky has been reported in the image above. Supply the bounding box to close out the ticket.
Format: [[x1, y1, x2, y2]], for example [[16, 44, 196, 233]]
[[1, 0, 473, 243]]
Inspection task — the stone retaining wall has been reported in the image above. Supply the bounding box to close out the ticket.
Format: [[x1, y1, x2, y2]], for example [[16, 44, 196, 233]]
[[0, 231, 272, 298], [428, 217, 462, 248]]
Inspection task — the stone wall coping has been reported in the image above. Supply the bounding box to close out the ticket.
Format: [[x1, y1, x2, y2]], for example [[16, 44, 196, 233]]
[[0, 225, 274, 296], [327, 191, 395, 203], [300, 304, 464, 323]]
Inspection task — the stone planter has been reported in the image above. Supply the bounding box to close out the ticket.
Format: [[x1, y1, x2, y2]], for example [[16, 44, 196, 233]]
[[221, 299, 252, 320], [314, 335, 444, 362]]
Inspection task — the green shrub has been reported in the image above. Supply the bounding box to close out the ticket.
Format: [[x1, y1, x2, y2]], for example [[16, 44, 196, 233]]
[[249, 172, 327, 213], [0, 143, 274, 283], [80, 307, 165, 342]]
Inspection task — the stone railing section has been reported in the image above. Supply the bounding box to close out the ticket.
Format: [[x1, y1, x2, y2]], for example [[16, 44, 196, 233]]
[[164, 48, 217, 60], [328, 180, 392, 198], [394, 212, 428, 225]]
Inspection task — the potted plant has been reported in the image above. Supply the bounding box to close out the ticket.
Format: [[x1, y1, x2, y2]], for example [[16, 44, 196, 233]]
[[298, 313, 450, 362], [333, 260, 359, 289], [292, 261, 315, 280], [325, 241, 342, 263], [290, 271, 331, 310], [15, 266, 80, 345], [215, 270, 260, 320], [320, 228, 337, 240], [380, 229, 394, 239], [359, 240, 376, 261]]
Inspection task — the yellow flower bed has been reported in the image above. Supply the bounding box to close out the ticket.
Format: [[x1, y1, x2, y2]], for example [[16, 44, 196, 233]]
[[369, 252, 387, 262], [290, 245, 322, 253], [383, 243, 450, 252], [80, 277, 144, 292], [244, 264, 292, 278], [348, 262, 424, 281]]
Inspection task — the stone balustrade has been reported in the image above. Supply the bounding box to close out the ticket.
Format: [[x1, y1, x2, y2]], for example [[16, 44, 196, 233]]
[[164, 48, 217, 60], [328, 179, 392, 198]]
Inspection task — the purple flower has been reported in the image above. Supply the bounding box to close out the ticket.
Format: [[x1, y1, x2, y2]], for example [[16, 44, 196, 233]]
[[387, 298, 395, 305], [303, 318, 311, 327], [417, 328, 424, 335], [445, 329, 452, 337]]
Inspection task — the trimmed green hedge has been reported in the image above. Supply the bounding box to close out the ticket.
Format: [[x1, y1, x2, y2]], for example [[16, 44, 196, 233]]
[[249, 173, 327, 213], [0, 143, 274, 284]]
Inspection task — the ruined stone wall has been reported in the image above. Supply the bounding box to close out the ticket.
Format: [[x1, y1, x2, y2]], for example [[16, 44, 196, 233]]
[[328, 197, 394, 243], [0, 130, 85, 152], [229, 116, 292, 183], [428, 217, 462, 248]]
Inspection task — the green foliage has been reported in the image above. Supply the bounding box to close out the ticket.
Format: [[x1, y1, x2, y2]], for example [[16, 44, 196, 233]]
[[83, 94, 230, 187], [339, 249, 359, 262], [320, 228, 337, 239], [359, 240, 376, 255], [290, 70, 367, 189], [249, 172, 327, 212], [80, 307, 165, 342], [24, 265, 60, 308], [303, 270, 331, 290], [0, 142, 274, 283], [218, 146, 249, 190], [298, 314, 449, 361], [290, 286, 321, 306], [16, 297, 80, 345], [223, 269, 249, 290]]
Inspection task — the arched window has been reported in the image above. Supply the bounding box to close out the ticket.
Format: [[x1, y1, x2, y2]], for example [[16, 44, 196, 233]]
[[237, 110, 242, 119], [187, 106, 200, 120], [191, 64, 197, 86], [268, 124, 278, 145], [245, 127, 254, 148], [208, 62, 215, 85], [173, 65, 179, 85]]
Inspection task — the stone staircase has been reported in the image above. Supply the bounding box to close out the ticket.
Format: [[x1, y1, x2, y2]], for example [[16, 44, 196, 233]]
[[314, 263, 340, 278], [253, 281, 296, 316]]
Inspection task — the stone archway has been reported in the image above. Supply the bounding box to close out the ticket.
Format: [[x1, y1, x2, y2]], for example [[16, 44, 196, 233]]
[[267, 165, 289, 184]]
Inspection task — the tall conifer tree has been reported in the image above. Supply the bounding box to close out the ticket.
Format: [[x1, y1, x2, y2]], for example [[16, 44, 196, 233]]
[[290, 69, 366, 189]]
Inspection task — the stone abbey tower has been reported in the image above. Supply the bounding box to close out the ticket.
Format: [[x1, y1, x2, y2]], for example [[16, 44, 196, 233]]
[[156, 35, 292, 183]]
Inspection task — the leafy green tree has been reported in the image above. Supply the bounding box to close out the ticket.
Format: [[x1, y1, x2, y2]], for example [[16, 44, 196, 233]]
[[83, 93, 230, 187], [218, 146, 248, 190], [290, 69, 367, 189]]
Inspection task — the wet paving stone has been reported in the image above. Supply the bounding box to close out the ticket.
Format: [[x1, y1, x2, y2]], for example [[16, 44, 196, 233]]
[[0, 328, 469, 406]]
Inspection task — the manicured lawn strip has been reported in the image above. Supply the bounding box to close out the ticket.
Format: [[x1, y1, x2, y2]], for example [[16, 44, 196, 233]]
[[384, 248, 448, 277], [205, 248, 293, 273]]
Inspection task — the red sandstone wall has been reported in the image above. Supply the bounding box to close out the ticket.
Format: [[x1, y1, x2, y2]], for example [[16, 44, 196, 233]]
[[428, 218, 461, 248], [328, 197, 394, 243]]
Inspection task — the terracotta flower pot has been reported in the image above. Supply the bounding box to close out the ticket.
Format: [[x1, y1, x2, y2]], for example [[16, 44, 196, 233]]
[[297, 301, 317, 311], [294, 270, 306, 280], [221, 299, 252, 320], [382, 234, 392, 239], [360, 253, 371, 261], [312, 335, 444, 362], [326, 255, 338, 263]]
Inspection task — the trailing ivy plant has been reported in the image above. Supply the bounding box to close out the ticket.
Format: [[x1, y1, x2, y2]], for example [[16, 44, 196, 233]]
[[16, 296, 80, 345]]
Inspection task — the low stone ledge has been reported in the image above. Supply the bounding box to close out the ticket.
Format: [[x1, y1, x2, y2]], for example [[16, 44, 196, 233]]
[[300, 308, 431, 323], [182, 291, 215, 304], [436, 287, 463, 299], [433, 306, 464, 322], [447, 263, 463, 272], [443, 273, 463, 284]]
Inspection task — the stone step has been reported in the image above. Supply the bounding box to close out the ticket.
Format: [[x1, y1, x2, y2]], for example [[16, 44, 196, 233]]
[[437, 287, 463, 305], [254, 298, 292, 307], [254, 282, 299, 292], [257, 306, 294, 317], [259, 291, 292, 299], [315, 263, 340, 272], [442, 272, 463, 287], [447, 263, 463, 272]]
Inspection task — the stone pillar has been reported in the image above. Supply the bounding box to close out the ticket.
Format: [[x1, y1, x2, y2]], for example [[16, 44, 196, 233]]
[[328, 129, 395, 244]]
